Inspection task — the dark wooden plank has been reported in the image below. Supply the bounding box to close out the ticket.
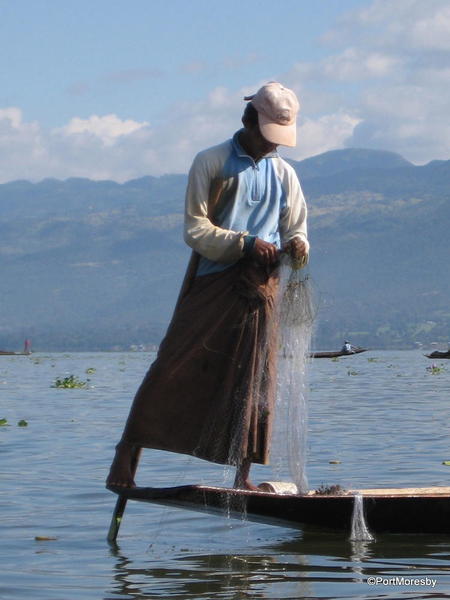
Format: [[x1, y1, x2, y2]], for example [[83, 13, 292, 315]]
[[107, 484, 450, 534]]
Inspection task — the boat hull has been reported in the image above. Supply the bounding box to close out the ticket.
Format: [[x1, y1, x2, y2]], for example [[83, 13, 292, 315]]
[[310, 348, 366, 358], [426, 351, 450, 359], [107, 484, 450, 534]]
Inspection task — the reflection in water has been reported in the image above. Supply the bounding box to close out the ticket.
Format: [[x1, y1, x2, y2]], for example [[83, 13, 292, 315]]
[[108, 539, 316, 600], [107, 531, 450, 599]]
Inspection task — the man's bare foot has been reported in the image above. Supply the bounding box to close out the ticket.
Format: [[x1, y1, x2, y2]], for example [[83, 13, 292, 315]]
[[233, 475, 260, 491], [106, 441, 137, 488]]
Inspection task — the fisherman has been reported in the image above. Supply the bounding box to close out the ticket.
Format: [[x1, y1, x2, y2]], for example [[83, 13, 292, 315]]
[[342, 340, 355, 354], [106, 82, 309, 491]]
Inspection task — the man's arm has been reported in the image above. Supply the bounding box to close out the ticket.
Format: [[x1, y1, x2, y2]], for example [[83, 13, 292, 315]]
[[184, 151, 248, 263], [278, 163, 310, 269]]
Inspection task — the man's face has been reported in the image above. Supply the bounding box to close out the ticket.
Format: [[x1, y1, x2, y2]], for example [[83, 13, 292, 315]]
[[246, 120, 278, 156]]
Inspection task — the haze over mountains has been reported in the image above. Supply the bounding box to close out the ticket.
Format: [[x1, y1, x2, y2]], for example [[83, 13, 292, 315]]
[[1, 148, 449, 351]]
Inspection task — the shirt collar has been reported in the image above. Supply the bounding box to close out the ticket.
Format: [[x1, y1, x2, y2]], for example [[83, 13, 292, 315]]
[[231, 129, 279, 161]]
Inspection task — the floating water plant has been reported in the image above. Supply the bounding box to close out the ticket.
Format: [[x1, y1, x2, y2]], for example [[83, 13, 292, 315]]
[[85, 367, 96, 375], [367, 357, 378, 362], [315, 483, 346, 495], [427, 364, 444, 375], [347, 368, 358, 376], [331, 356, 340, 362], [0, 418, 8, 426], [17, 420, 28, 427], [442, 461, 450, 466], [52, 375, 88, 389]]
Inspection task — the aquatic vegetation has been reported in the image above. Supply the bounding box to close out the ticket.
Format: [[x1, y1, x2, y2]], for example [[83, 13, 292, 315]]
[[85, 367, 96, 375], [315, 483, 346, 495], [52, 375, 88, 389], [442, 461, 450, 466], [347, 368, 358, 376], [0, 418, 28, 427], [329, 459, 341, 464], [331, 356, 340, 362], [427, 364, 444, 375], [367, 357, 378, 362]]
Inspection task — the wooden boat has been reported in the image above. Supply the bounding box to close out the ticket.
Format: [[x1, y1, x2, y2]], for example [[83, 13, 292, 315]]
[[0, 341, 31, 356], [426, 350, 450, 359], [107, 483, 450, 538], [310, 347, 366, 358]]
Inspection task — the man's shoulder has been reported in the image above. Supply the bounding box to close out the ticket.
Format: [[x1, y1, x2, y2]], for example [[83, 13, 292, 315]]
[[272, 155, 297, 174], [272, 155, 300, 184], [194, 139, 232, 166]]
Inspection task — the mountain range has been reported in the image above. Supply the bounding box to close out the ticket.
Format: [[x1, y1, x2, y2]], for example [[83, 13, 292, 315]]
[[1, 148, 449, 351]]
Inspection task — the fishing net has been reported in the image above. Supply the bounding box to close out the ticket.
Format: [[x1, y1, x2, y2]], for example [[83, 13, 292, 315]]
[[269, 258, 317, 493], [350, 494, 374, 541]]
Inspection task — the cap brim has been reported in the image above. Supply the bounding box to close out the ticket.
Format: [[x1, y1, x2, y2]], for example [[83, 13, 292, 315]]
[[259, 114, 297, 147]]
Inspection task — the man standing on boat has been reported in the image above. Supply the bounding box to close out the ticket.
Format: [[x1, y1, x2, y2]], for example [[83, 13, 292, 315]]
[[107, 82, 309, 490]]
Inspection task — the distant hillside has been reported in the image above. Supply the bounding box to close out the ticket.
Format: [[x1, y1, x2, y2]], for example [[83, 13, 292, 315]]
[[1, 148, 449, 351], [291, 148, 412, 179]]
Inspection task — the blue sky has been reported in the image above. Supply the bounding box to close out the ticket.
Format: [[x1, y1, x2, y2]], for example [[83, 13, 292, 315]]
[[0, 0, 449, 181]]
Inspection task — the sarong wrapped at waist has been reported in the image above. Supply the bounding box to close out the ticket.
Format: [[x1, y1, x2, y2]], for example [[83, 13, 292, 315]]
[[121, 257, 279, 466]]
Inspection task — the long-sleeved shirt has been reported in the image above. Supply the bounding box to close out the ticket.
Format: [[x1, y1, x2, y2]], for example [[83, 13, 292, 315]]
[[184, 130, 309, 276]]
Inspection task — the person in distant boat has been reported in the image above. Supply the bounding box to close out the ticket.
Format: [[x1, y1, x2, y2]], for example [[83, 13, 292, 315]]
[[342, 341, 355, 354], [106, 82, 309, 491]]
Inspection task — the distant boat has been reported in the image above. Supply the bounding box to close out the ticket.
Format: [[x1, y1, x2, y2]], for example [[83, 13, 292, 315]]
[[425, 350, 450, 359], [0, 340, 32, 356], [310, 347, 367, 358]]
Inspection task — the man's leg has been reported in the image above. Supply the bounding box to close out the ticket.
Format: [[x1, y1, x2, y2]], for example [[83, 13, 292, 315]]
[[233, 456, 259, 491]]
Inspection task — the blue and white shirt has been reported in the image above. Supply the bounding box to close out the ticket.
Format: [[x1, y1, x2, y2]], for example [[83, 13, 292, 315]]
[[184, 130, 309, 276]]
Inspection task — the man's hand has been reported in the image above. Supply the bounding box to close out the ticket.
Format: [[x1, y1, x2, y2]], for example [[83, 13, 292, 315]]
[[283, 237, 308, 261], [251, 238, 279, 266]]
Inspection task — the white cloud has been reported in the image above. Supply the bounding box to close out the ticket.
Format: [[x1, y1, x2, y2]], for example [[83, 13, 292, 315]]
[[328, 0, 450, 50], [295, 0, 450, 163], [0, 107, 23, 128], [325, 48, 401, 80], [285, 113, 362, 162], [0, 0, 449, 182], [0, 90, 243, 182], [57, 114, 150, 146], [0, 109, 154, 182], [293, 48, 401, 83]]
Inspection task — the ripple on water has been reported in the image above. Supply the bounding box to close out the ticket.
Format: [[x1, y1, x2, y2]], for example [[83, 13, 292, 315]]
[[1, 351, 450, 599]]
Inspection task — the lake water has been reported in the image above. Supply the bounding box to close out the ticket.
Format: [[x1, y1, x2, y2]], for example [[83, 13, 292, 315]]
[[1, 350, 450, 599]]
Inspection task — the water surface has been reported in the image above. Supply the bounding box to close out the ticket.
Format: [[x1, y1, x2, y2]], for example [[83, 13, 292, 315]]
[[1, 350, 449, 599]]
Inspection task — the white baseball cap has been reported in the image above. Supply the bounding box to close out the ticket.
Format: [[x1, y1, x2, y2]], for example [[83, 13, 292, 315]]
[[244, 82, 300, 147]]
